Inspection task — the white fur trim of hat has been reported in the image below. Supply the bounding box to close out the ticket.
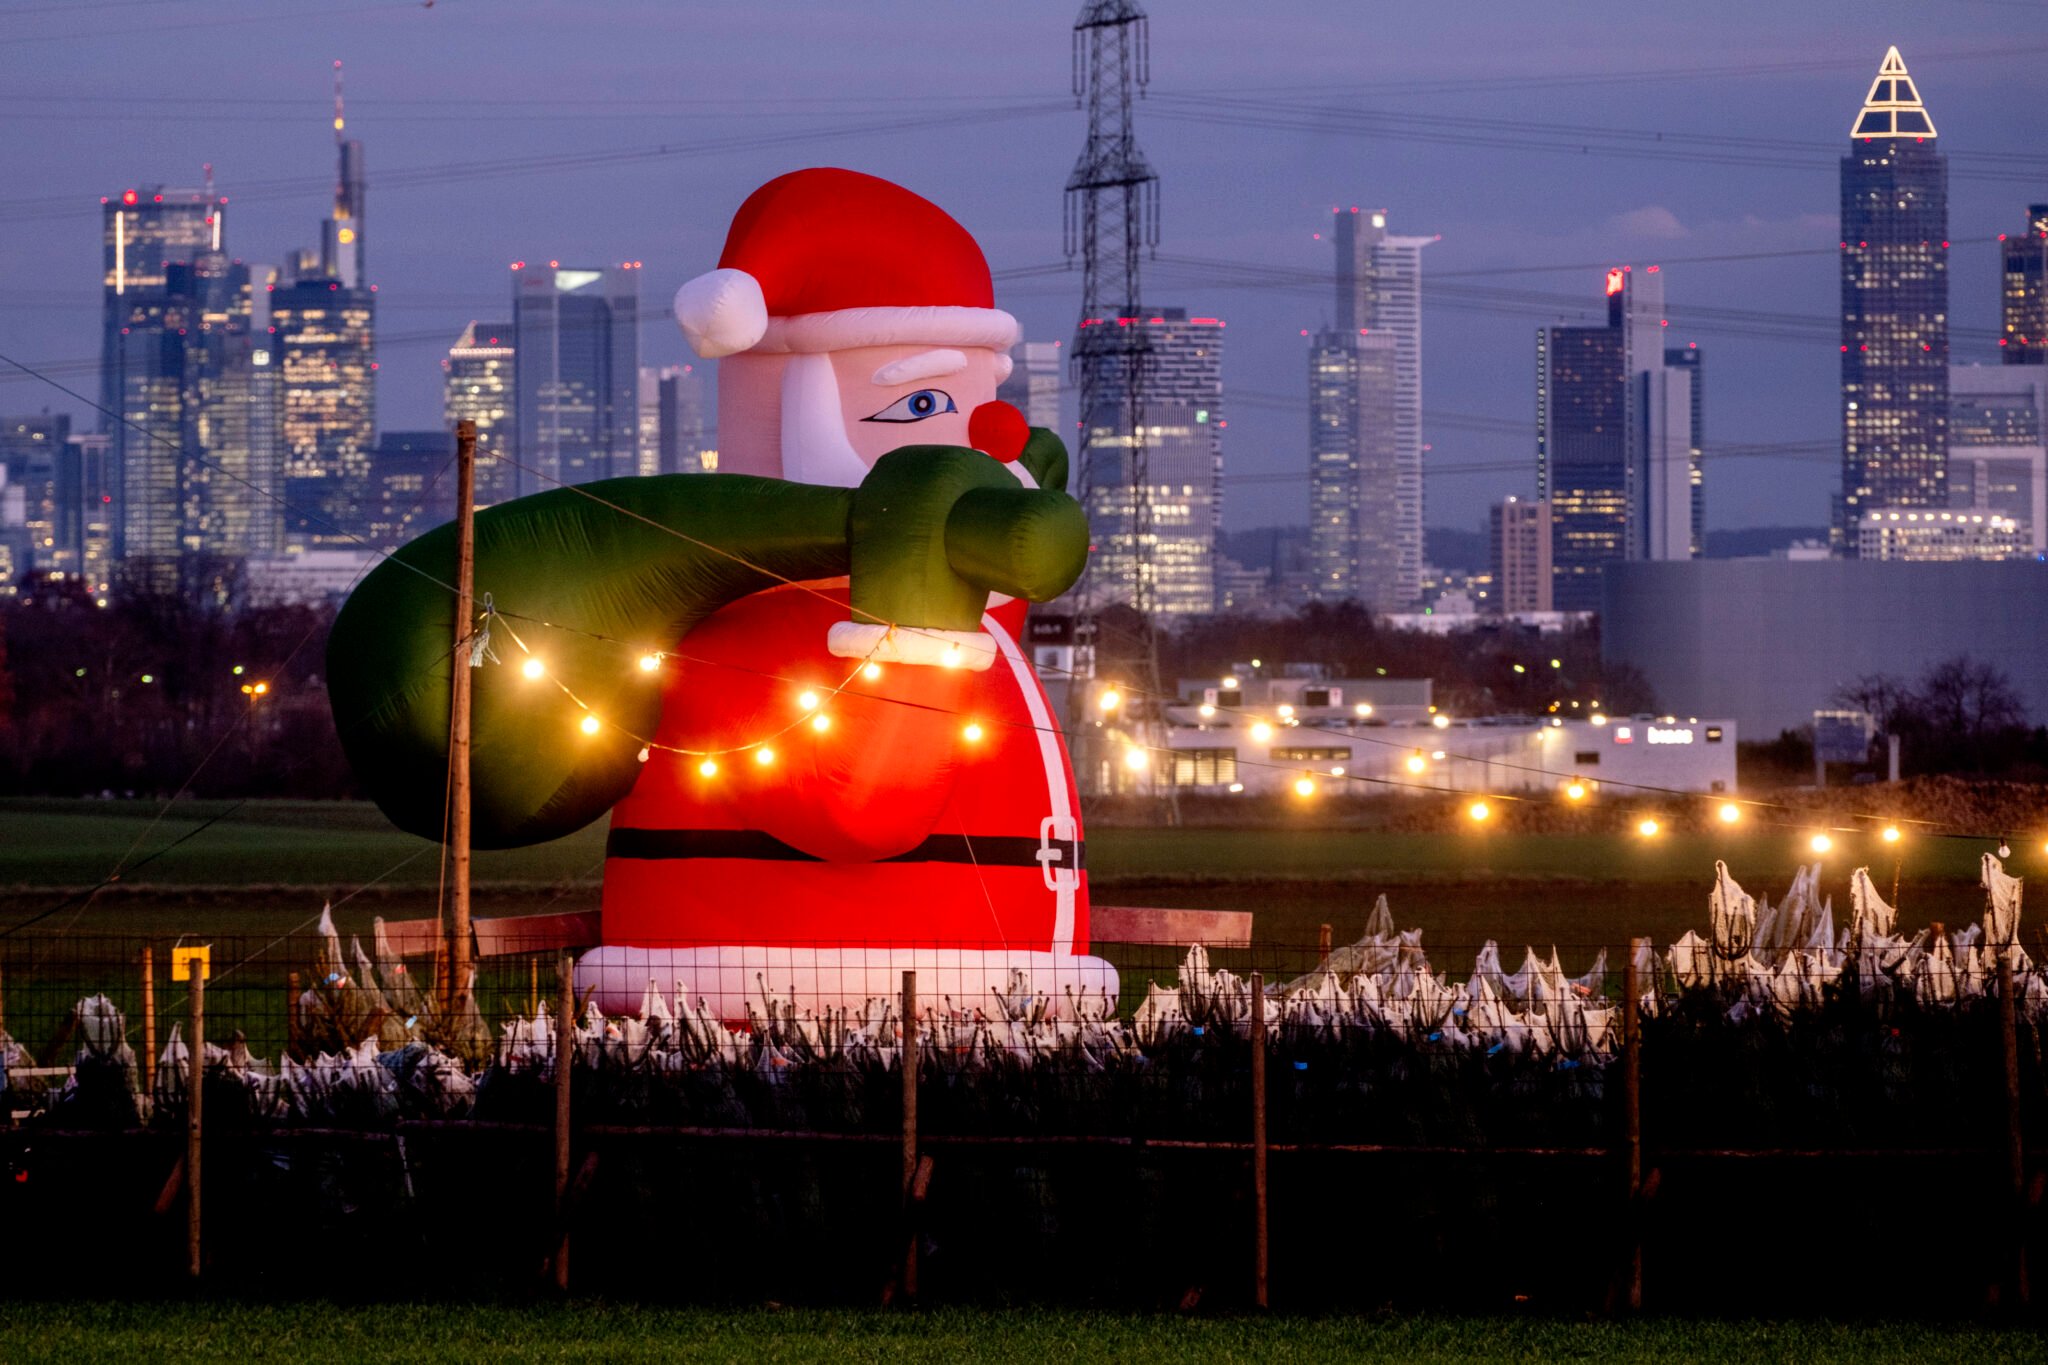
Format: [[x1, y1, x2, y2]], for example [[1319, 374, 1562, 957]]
[[675, 268, 1020, 359]]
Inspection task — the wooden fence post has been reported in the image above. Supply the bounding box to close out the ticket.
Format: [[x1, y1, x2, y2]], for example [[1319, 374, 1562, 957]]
[[901, 969, 919, 1302], [285, 971, 300, 1059], [186, 965, 204, 1281], [1621, 936, 1647, 1312], [1250, 969, 1269, 1310], [1999, 951, 2031, 1308], [140, 945, 156, 1100], [553, 948, 574, 1292]]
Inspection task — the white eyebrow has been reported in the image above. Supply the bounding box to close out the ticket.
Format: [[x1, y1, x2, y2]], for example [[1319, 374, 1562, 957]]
[[871, 349, 968, 386]]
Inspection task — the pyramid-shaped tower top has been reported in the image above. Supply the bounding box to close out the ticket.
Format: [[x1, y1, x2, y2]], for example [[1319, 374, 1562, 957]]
[[1851, 46, 1937, 139]]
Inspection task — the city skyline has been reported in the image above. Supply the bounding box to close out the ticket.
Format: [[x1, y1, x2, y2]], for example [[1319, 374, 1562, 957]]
[[2, 4, 2044, 542]]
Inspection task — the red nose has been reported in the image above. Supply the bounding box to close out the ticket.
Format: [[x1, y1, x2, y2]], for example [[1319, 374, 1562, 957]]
[[967, 400, 1029, 464]]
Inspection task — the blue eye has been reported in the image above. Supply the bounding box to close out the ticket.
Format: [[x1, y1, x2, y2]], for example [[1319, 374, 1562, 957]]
[[863, 389, 958, 423]]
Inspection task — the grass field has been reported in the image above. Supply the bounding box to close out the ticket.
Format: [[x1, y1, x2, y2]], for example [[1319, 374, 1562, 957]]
[[0, 796, 2009, 954], [0, 1301, 2039, 1364]]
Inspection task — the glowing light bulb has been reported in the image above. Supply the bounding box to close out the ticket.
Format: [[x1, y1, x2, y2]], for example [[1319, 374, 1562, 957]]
[[1354, 702, 1373, 717], [810, 713, 831, 734], [521, 657, 545, 680], [1468, 801, 1490, 822], [1882, 826, 1901, 844], [942, 644, 963, 668], [863, 663, 882, 681], [1565, 782, 1586, 801], [1294, 777, 1317, 798], [1124, 748, 1148, 772], [1099, 689, 1122, 711], [1638, 818, 1660, 838], [797, 690, 819, 711], [1718, 803, 1740, 824], [754, 747, 775, 766], [963, 722, 985, 742], [1250, 721, 1274, 742], [1590, 714, 1607, 727], [638, 654, 661, 673], [1330, 766, 1345, 777], [578, 714, 600, 736], [636, 747, 650, 764], [1810, 833, 1832, 854], [251, 682, 269, 696], [698, 758, 718, 778], [1198, 704, 1216, 718], [1406, 755, 1427, 774], [1221, 677, 1239, 690], [1432, 714, 1451, 730], [1277, 704, 1295, 719], [1432, 750, 1446, 761]]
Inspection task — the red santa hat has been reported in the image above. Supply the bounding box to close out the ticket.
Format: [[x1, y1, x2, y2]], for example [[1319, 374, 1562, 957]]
[[674, 168, 1020, 372]]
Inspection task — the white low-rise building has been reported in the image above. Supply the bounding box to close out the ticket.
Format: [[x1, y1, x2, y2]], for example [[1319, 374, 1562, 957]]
[[1160, 704, 1737, 798]]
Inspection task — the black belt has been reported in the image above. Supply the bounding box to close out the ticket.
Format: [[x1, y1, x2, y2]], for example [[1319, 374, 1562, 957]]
[[607, 827, 1084, 872]]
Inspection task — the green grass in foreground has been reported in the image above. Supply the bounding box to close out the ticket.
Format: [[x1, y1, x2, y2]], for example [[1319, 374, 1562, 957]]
[[0, 797, 2000, 889], [0, 1302, 2039, 1365]]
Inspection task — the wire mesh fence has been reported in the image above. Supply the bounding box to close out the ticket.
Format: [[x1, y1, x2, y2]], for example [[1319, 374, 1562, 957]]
[[0, 917, 2040, 1310]]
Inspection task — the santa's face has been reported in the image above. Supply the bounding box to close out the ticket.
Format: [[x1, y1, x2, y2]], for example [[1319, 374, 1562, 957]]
[[717, 343, 1003, 487]]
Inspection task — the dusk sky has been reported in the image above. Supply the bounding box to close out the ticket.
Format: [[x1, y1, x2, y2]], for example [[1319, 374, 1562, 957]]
[[5, 0, 2045, 535]]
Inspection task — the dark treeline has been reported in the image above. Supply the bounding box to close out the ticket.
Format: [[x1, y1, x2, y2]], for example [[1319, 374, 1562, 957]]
[[1100, 600, 1659, 719], [0, 582, 355, 799]]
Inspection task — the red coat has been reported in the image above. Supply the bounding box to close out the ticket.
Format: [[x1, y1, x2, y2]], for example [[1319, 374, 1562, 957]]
[[602, 580, 1089, 955]]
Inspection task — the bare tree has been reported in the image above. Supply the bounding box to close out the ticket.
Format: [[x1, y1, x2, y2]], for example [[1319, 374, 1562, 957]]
[[1909, 655, 2029, 773]]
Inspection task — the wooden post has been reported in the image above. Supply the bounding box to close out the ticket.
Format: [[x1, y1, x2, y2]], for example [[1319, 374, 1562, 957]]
[[1621, 936, 1647, 1312], [901, 969, 919, 1302], [1316, 923, 1332, 968], [1999, 951, 2031, 1308], [140, 945, 156, 1100], [553, 947, 574, 1292], [1250, 969, 1269, 1310], [186, 965, 204, 1281], [529, 957, 539, 1019], [285, 971, 301, 1059], [448, 418, 478, 1012]]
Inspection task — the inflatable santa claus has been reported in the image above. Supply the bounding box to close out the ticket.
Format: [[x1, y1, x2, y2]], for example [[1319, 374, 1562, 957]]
[[327, 168, 1117, 1018]]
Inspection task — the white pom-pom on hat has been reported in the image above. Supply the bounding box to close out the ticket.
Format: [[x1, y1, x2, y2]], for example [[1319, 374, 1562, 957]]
[[673, 267, 767, 359]]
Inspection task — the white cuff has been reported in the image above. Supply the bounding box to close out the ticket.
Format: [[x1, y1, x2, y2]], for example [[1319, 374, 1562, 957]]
[[827, 621, 996, 672]]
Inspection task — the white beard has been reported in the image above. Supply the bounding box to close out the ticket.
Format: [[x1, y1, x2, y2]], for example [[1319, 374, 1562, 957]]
[[779, 353, 874, 490]]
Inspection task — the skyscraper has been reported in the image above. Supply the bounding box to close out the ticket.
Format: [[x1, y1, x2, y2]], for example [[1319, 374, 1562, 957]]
[[0, 413, 69, 589], [1306, 330, 1399, 606], [366, 429, 456, 551], [2001, 204, 2048, 365], [1078, 308, 1222, 616], [637, 364, 712, 476], [107, 249, 284, 595], [1839, 46, 1948, 550], [1325, 207, 1429, 607], [1537, 266, 1693, 610], [442, 320, 516, 503], [98, 184, 215, 435], [998, 341, 1063, 430], [1665, 344, 1705, 557], [273, 65, 375, 548], [512, 262, 640, 496]]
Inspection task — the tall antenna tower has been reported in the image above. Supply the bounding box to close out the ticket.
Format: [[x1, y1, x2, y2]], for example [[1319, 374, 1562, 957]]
[[1064, 1, 1174, 817]]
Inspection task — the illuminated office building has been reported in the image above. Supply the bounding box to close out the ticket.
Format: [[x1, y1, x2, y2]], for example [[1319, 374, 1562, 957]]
[[1839, 46, 1948, 550], [638, 364, 713, 476], [1077, 308, 1222, 616], [2002, 203, 2048, 365], [273, 68, 375, 547], [443, 320, 516, 504], [1537, 266, 1694, 612], [105, 244, 283, 595], [512, 263, 640, 495], [1307, 329, 1400, 606], [1308, 207, 1429, 608]]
